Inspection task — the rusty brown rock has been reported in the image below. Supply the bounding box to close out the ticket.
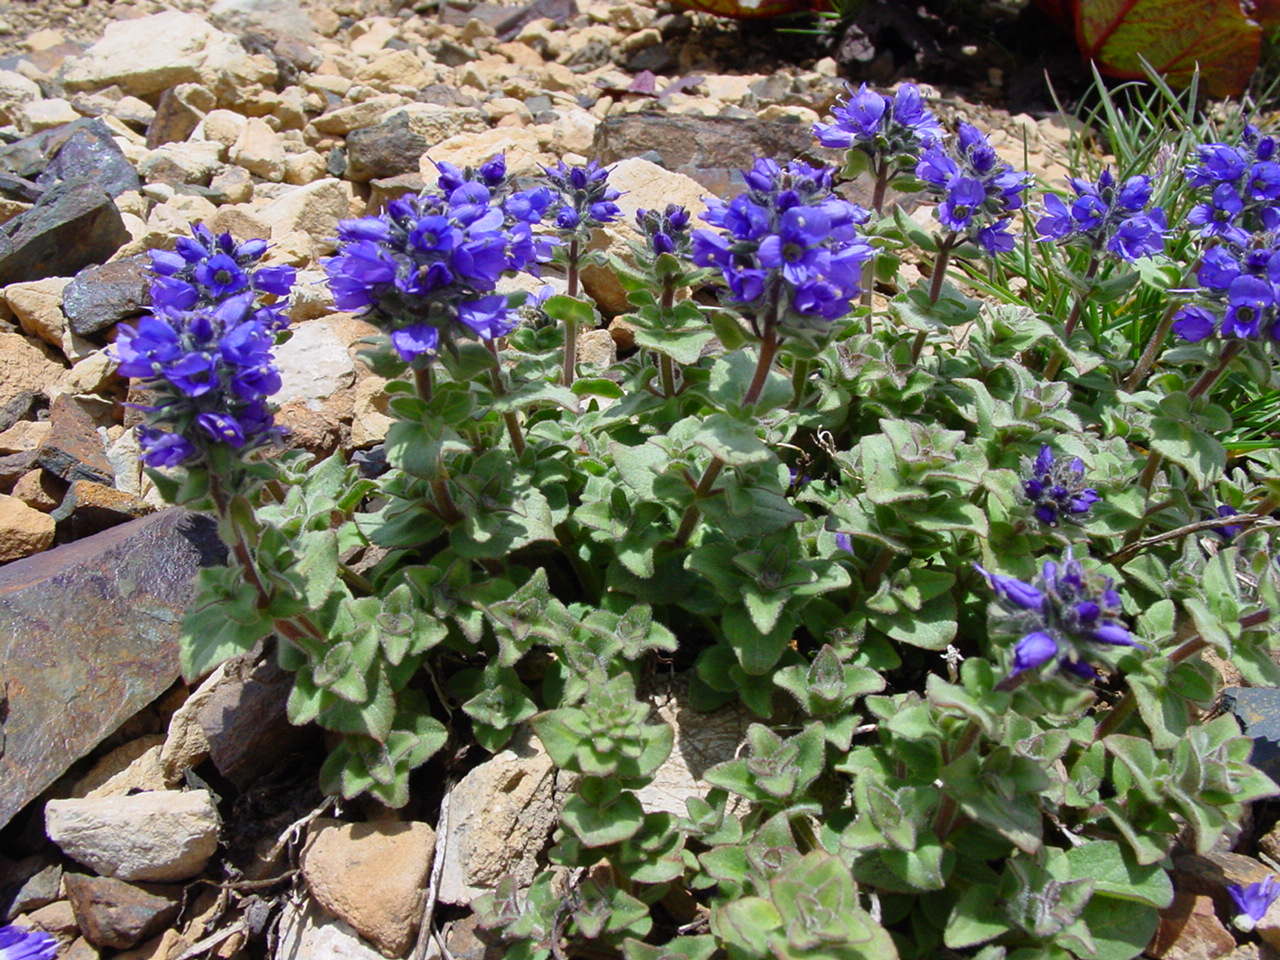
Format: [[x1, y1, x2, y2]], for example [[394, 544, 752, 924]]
[[62, 874, 181, 951], [50, 479, 154, 539], [36, 394, 114, 485], [0, 508, 224, 829], [1149, 892, 1237, 960]]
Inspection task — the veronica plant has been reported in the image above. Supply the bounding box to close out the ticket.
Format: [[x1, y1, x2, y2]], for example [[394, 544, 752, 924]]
[[116, 71, 1280, 960]]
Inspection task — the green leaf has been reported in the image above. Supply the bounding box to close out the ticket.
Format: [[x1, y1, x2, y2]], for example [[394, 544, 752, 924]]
[[544, 293, 597, 327], [691, 413, 771, 466], [562, 790, 646, 847], [945, 885, 1012, 949], [1073, 895, 1160, 960], [1149, 416, 1226, 487], [1065, 841, 1172, 908]]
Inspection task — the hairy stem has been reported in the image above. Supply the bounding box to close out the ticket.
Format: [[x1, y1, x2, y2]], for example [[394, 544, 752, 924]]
[[413, 364, 433, 403], [670, 329, 781, 549], [1126, 257, 1200, 392], [910, 233, 957, 365], [485, 338, 527, 457], [1043, 252, 1100, 381], [560, 237, 581, 387]]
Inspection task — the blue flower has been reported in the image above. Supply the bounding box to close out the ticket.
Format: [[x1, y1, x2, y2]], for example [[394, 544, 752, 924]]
[[812, 82, 942, 165], [917, 122, 1029, 252], [109, 292, 286, 469], [151, 224, 295, 318], [1212, 503, 1245, 541], [0, 925, 57, 960], [324, 168, 540, 361], [1035, 169, 1166, 262], [541, 160, 623, 239], [977, 549, 1141, 683], [1228, 876, 1280, 931], [1019, 445, 1099, 527], [691, 157, 873, 343]]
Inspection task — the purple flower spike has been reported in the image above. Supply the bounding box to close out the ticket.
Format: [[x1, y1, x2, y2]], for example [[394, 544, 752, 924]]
[[1019, 445, 1100, 527], [1035, 168, 1166, 262], [915, 123, 1029, 254], [1229, 876, 1280, 930], [978, 547, 1139, 684], [0, 924, 58, 960]]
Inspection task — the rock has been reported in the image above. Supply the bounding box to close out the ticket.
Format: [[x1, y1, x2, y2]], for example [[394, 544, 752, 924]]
[[0, 854, 61, 920], [208, 0, 316, 43], [350, 375, 393, 448], [25, 899, 80, 941], [255, 178, 350, 246], [62, 874, 182, 951], [10, 469, 65, 513], [58, 12, 246, 99], [438, 726, 573, 905], [284, 150, 327, 186], [274, 315, 359, 405], [310, 94, 409, 136], [36, 394, 113, 485], [196, 657, 317, 789], [46, 791, 219, 883], [159, 662, 226, 781], [145, 84, 215, 150], [0, 494, 56, 561], [77, 736, 168, 799], [232, 117, 287, 182], [34, 119, 140, 199], [1224, 687, 1280, 782], [1149, 892, 1237, 960], [275, 900, 387, 960], [18, 99, 81, 134], [50, 480, 155, 539], [0, 333, 63, 411], [301, 818, 436, 956], [62, 257, 151, 336], [345, 110, 455, 183], [59, 938, 101, 960], [137, 141, 226, 187], [421, 127, 544, 179], [591, 114, 841, 199], [353, 49, 432, 90], [0, 421, 51, 455], [0, 509, 225, 829], [579, 157, 708, 315], [0, 180, 130, 287], [5, 276, 71, 349], [0, 71, 41, 127], [577, 328, 616, 368]]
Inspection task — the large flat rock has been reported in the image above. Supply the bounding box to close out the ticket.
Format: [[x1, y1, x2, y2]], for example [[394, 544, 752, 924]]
[[0, 509, 224, 829]]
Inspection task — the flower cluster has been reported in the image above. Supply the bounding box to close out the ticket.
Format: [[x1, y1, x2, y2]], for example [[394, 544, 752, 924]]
[[1185, 124, 1280, 244], [110, 225, 295, 470], [977, 549, 1140, 682], [112, 291, 286, 468], [324, 169, 550, 363], [691, 158, 874, 340], [1172, 232, 1280, 343], [1019, 445, 1100, 527], [916, 122, 1030, 254], [541, 160, 623, 238], [0, 925, 56, 960], [150, 223, 295, 325], [812, 82, 943, 168], [1035, 169, 1166, 262], [635, 204, 692, 257]]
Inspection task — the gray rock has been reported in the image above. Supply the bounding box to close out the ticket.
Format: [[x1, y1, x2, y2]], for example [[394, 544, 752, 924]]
[[34, 119, 140, 199], [0, 854, 62, 921], [62, 874, 181, 951], [197, 657, 317, 789], [1224, 687, 1280, 780], [344, 112, 430, 183], [46, 790, 219, 883], [0, 180, 129, 287], [62, 257, 151, 336], [0, 509, 225, 830]]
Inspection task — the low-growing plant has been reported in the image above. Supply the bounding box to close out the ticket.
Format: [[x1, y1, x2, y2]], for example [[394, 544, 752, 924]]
[[112, 71, 1280, 959]]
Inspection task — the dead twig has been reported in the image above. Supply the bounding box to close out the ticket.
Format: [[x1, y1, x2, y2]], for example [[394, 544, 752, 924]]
[[412, 782, 454, 960]]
